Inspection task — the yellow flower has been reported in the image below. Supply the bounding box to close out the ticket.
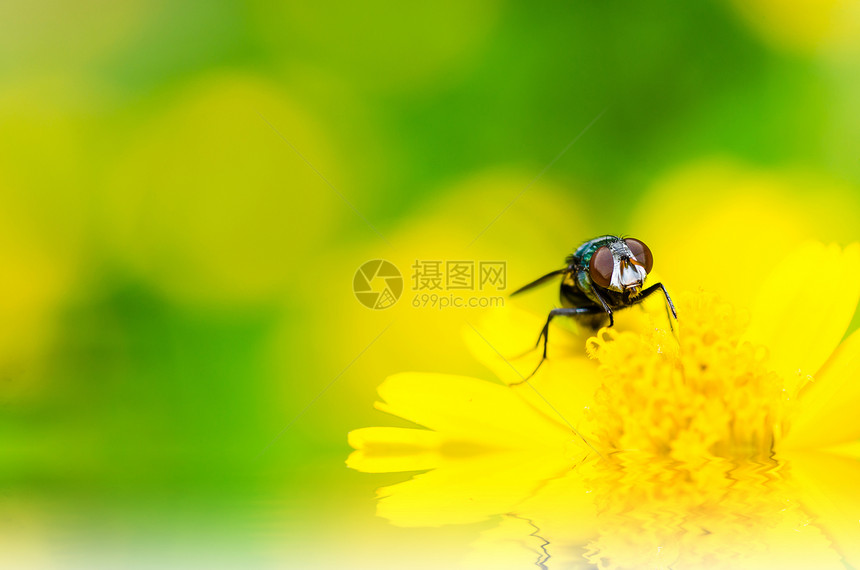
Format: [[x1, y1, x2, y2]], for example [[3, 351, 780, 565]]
[[350, 243, 860, 566], [348, 165, 860, 567]]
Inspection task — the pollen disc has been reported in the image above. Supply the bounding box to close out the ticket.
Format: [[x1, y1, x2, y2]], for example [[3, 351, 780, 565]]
[[353, 260, 403, 310]]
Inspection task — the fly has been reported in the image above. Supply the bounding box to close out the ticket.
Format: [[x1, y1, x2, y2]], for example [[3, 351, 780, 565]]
[[511, 235, 677, 376]]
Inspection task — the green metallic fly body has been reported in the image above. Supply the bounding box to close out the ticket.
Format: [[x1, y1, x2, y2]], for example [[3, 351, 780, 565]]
[[512, 235, 677, 375]]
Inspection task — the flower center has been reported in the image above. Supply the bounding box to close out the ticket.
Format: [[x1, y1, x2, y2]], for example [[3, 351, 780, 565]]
[[584, 291, 788, 461]]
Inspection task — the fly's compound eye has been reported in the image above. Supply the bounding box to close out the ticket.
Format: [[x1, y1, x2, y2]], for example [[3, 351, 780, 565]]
[[624, 238, 653, 274], [588, 246, 614, 288]]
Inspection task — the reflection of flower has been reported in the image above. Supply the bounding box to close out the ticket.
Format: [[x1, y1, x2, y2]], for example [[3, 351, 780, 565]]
[[348, 236, 860, 567]]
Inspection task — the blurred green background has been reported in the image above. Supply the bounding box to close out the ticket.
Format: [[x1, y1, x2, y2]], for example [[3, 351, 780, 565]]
[[2, 0, 859, 567]]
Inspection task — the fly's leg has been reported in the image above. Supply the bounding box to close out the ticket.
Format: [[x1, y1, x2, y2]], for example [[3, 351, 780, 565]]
[[510, 268, 566, 296], [639, 282, 678, 330], [664, 301, 675, 333], [512, 306, 603, 385], [639, 282, 677, 317], [590, 288, 615, 327]]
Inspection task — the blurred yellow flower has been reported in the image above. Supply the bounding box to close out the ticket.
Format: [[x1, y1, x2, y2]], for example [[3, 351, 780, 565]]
[[102, 73, 342, 305], [0, 86, 87, 393], [729, 0, 860, 56]]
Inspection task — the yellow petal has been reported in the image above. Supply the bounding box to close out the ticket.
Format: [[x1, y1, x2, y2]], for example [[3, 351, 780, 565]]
[[372, 373, 578, 452], [786, 327, 860, 449], [784, 450, 860, 569], [347, 427, 450, 473], [350, 372, 589, 527], [745, 242, 860, 392], [372, 449, 574, 527]]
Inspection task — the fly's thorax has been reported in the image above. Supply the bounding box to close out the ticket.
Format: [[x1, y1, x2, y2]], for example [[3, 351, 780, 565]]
[[571, 235, 617, 266], [575, 267, 594, 296]]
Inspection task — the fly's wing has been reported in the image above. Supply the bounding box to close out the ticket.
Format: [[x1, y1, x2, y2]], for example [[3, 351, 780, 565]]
[[509, 268, 565, 296]]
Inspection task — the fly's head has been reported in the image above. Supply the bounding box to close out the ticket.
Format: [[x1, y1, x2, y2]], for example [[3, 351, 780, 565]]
[[588, 237, 654, 295]]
